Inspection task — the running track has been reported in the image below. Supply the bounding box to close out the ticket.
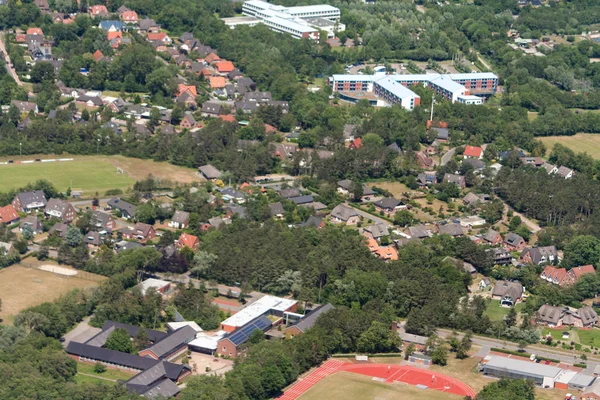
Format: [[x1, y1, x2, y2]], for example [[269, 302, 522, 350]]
[[277, 359, 476, 400]]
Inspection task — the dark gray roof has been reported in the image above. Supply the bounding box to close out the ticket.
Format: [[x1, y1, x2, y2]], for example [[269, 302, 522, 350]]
[[303, 216, 324, 228], [219, 187, 245, 199], [374, 197, 401, 209], [16, 190, 47, 207], [491, 280, 523, 301], [102, 321, 167, 343], [126, 360, 189, 386], [128, 377, 180, 399], [108, 197, 136, 217], [115, 240, 143, 252], [171, 210, 190, 225], [330, 204, 358, 221], [279, 188, 301, 198], [363, 223, 388, 239], [521, 246, 558, 264], [505, 232, 524, 246], [201, 101, 221, 114], [407, 225, 430, 239], [290, 195, 314, 205], [49, 222, 68, 238], [438, 223, 464, 237], [199, 164, 222, 180], [269, 202, 284, 217], [66, 341, 158, 370], [92, 210, 113, 229], [482, 229, 500, 243], [433, 127, 448, 140], [223, 315, 271, 346], [463, 158, 486, 170], [145, 326, 196, 359], [290, 304, 334, 333]]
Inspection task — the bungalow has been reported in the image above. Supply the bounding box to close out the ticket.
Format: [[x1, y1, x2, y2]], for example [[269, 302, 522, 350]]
[[0, 204, 20, 225], [417, 172, 437, 186], [463, 192, 489, 206], [463, 145, 483, 159], [0, 241, 14, 256], [278, 188, 301, 199], [180, 114, 197, 129], [336, 180, 375, 200], [362, 223, 389, 241], [479, 277, 491, 289], [123, 223, 155, 242], [26, 27, 43, 36], [520, 157, 544, 167], [12, 190, 47, 212], [138, 18, 160, 33], [406, 225, 432, 239], [437, 223, 464, 237], [536, 304, 598, 328], [76, 95, 104, 108], [20, 215, 43, 234], [198, 165, 222, 181], [556, 166, 574, 179], [443, 173, 466, 189], [269, 202, 285, 219], [44, 199, 76, 222], [481, 229, 503, 246], [11, 100, 38, 114], [219, 187, 245, 203], [84, 231, 103, 248], [147, 32, 171, 44], [330, 204, 360, 225], [177, 233, 199, 250], [201, 101, 222, 117], [373, 197, 403, 214], [107, 198, 136, 219], [542, 162, 558, 174], [491, 280, 523, 307], [169, 211, 190, 229], [209, 76, 227, 89], [520, 246, 559, 265], [289, 195, 314, 206], [504, 232, 526, 251], [301, 215, 325, 228]]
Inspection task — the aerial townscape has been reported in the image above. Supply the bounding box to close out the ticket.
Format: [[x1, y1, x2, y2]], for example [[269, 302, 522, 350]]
[[3, 0, 600, 399]]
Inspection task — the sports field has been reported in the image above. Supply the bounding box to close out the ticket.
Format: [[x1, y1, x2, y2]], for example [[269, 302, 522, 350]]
[[299, 372, 462, 400], [539, 134, 600, 159], [0, 155, 203, 194], [0, 262, 106, 323]]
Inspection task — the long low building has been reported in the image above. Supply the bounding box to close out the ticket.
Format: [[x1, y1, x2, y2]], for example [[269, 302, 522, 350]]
[[328, 72, 498, 110]]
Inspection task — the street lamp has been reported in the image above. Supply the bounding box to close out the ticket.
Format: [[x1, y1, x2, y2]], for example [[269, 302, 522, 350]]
[[96, 138, 100, 155], [19, 142, 22, 158]]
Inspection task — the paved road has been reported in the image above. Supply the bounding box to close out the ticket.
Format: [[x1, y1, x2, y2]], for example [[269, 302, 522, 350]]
[[437, 328, 599, 367], [0, 33, 23, 85], [348, 203, 393, 227], [441, 147, 456, 166], [503, 203, 542, 233]]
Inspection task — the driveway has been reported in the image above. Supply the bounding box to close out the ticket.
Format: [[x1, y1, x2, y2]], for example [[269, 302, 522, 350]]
[[441, 147, 456, 166], [62, 316, 101, 347], [503, 203, 541, 233]]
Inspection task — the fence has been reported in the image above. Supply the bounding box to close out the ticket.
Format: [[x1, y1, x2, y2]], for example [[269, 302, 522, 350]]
[[18, 259, 105, 283]]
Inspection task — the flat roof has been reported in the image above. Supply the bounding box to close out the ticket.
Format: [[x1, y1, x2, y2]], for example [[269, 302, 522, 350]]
[[331, 74, 374, 82], [449, 72, 498, 80], [265, 16, 318, 33], [243, 0, 271, 10], [457, 94, 484, 100], [374, 77, 419, 99], [428, 75, 465, 93], [484, 356, 562, 379], [220, 295, 297, 328], [139, 278, 171, 295], [287, 4, 340, 13], [305, 17, 336, 27], [222, 16, 260, 24]]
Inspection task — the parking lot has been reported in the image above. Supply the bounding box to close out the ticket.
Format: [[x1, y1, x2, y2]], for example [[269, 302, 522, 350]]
[[188, 352, 234, 376]]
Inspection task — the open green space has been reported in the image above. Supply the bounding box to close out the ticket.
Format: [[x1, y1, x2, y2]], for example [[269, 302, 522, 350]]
[[483, 300, 524, 322], [0, 159, 135, 194], [298, 371, 461, 400], [76, 362, 135, 382], [539, 133, 600, 159], [576, 328, 600, 346], [541, 327, 600, 346], [74, 374, 112, 385], [542, 328, 571, 342]]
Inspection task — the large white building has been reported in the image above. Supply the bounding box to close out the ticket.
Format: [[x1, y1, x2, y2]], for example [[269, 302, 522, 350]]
[[234, 0, 342, 40], [328, 72, 498, 110]]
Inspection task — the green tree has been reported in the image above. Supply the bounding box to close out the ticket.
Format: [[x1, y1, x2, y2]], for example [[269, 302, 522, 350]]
[[404, 343, 416, 360], [563, 235, 600, 268], [430, 344, 448, 366], [133, 328, 150, 352], [505, 307, 517, 328], [135, 203, 157, 225], [356, 321, 401, 354], [394, 210, 414, 227], [508, 216, 522, 232], [475, 378, 535, 400], [93, 362, 106, 373], [66, 226, 83, 247], [351, 181, 363, 202], [30, 62, 56, 83], [104, 328, 133, 353]]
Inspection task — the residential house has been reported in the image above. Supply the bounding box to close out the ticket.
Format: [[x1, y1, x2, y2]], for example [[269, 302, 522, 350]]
[[176, 91, 197, 109], [437, 223, 464, 237], [201, 101, 222, 117], [0, 241, 14, 256], [219, 187, 245, 203], [44, 199, 76, 222], [362, 223, 389, 241], [92, 210, 117, 231], [463, 158, 486, 171], [147, 32, 171, 44], [49, 222, 69, 238], [388, 142, 402, 153], [107, 198, 136, 219], [33, 0, 50, 13], [209, 76, 227, 89], [536, 304, 598, 328], [481, 229, 503, 246], [289, 195, 314, 206], [123, 222, 156, 242], [284, 304, 335, 339], [138, 19, 160, 33], [269, 202, 285, 219], [459, 215, 486, 228], [90, 5, 109, 17], [349, 137, 362, 149], [463, 145, 483, 159], [98, 20, 125, 31], [406, 225, 432, 239], [114, 240, 143, 253], [120, 10, 138, 23], [463, 192, 489, 206], [20, 215, 43, 234], [180, 114, 197, 129], [76, 95, 103, 108], [479, 277, 491, 289], [417, 172, 437, 186], [491, 280, 523, 307], [12, 190, 47, 212], [486, 247, 513, 265], [520, 246, 559, 265], [301, 215, 325, 228], [177, 233, 199, 250], [556, 166, 574, 179], [215, 61, 235, 74], [541, 265, 595, 287], [443, 173, 466, 189], [11, 100, 39, 114], [169, 211, 190, 229], [271, 143, 297, 162], [0, 204, 20, 225], [504, 232, 526, 251], [85, 231, 103, 248], [330, 204, 360, 225], [542, 162, 558, 174], [198, 165, 222, 180], [433, 127, 449, 141], [336, 179, 375, 200], [416, 151, 434, 169], [373, 197, 403, 214], [278, 188, 301, 199]]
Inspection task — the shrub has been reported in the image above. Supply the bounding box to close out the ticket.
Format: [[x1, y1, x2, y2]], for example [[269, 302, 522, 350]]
[[94, 362, 107, 374]]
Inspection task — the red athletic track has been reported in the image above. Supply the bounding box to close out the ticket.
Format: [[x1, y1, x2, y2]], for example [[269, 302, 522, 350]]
[[277, 359, 476, 400]]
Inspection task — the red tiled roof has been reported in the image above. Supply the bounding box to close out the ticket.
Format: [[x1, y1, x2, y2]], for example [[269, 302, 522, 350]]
[[350, 137, 362, 149], [177, 84, 197, 97], [541, 265, 567, 285], [209, 76, 226, 89], [120, 10, 138, 21], [90, 5, 108, 14], [205, 53, 220, 64], [93, 50, 104, 62], [178, 233, 199, 249], [107, 31, 122, 40], [27, 27, 43, 36], [215, 60, 234, 73], [147, 32, 166, 41], [464, 145, 482, 158], [265, 124, 277, 134], [0, 204, 19, 224], [570, 265, 596, 280], [219, 114, 236, 123]]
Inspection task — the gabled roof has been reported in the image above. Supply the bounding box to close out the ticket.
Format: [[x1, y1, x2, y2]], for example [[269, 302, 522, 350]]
[[374, 197, 401, 209], [491, 280, 523, 301], [178, 233, 199, 248], [67, 341, 158, 370], [15, 190, 47, 207], [279, 188, 301, 198], [569, 265, 595, 280], [463, 145, 482, 158], [330, 204, 358, 221], [504, 232, 524, 246], [171, 210, 190, 225], [289, 304, 334, 333], [438, 223, 464, 237], [407, 225, 430, 239], [269, 202, 284, 217], [482, 229, 501, 243], [216, 60, 234, 73], [0, 204, 19, 224], [222, 315, 271, 346], [144, 326, 197, 359], [107, 197, 136, 217]]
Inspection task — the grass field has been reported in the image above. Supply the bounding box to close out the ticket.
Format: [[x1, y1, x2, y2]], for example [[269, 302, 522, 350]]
[[0, 263, 105, 323], [76, 362, 135, 383], [575, 328, 600, 346], [539, 134, 600, 159], [299, 371, 462, 400], [484, 300, 524, 322], [0, 155, 203, 195]]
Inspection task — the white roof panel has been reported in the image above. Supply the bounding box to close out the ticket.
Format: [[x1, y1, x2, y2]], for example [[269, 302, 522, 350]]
[[220, 295, 297, 328]]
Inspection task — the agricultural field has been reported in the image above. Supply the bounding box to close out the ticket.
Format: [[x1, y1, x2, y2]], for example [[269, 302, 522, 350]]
[[0, 155, 203, 195], [299, 371, 462, 400], [539, 134, 600, 159], [0, 262, 105, 323]]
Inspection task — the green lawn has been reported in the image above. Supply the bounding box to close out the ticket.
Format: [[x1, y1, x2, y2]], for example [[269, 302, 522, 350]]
[[74, 374, 112, 385], [576, 328, 600, 346], [0, 159, 135, 194], [542, 328, 570, 342], [484, 300, 524, 322], [541, 327, 600, 346], [539, 134, 600, 159], [76, 361, 135, 382]]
